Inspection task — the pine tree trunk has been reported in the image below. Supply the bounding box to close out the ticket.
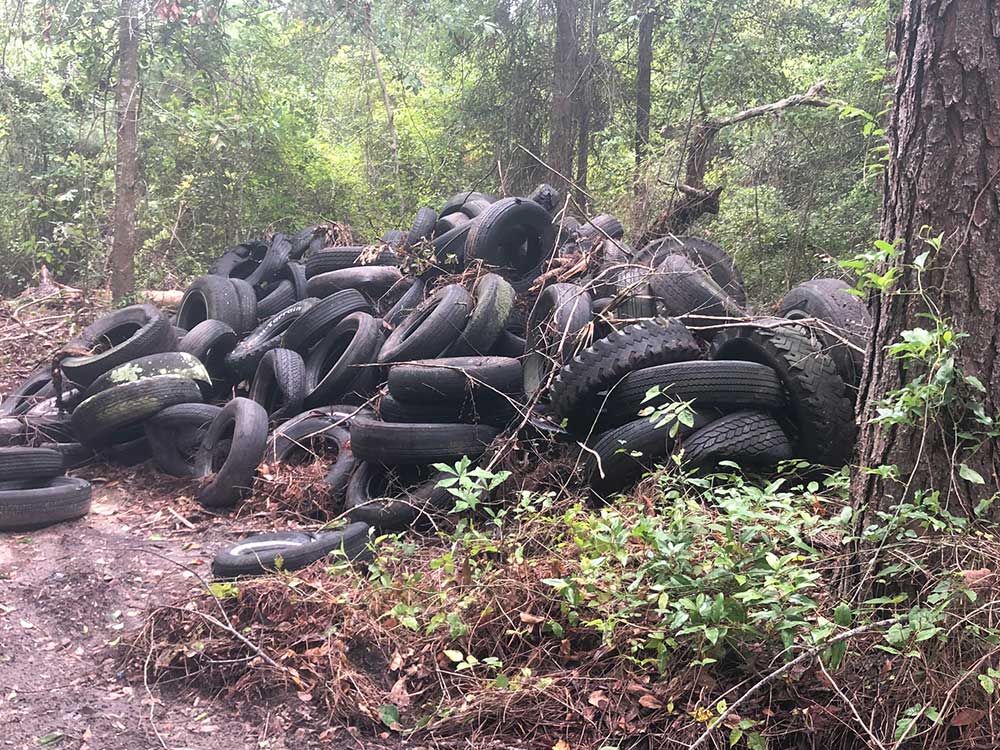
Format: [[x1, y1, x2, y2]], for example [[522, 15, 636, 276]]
[[635, 6, 654, 168], [548, 0, 578, 190], [109, 0, 140, 303], [853, 0, 1000, 520]]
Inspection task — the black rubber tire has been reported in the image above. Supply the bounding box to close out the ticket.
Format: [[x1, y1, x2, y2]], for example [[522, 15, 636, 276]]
[[777, 278, 870, 392], [61, 304, 175, 387], [304, 312, 383, 408], [377, 284, 472, 364], [0, 447, 64, 483], [282, 290, 372, 354], [84, 352, 212, 400], [648, 255, 744, 329], [226, 298, 319, 379], [638, 236, 747, 308], [306, 266, 402, 300], [350, 417, 500, 465], [712, 319, 856, 466], [677, 410, 793, 468], [434, 211, 471, 236], [71, 376, 203, 448], [431, 221, 474, 263], [381, 229, 406, 248], [440, 190, 494, 217], [179, 320, 238, 386], [244, 234, 291, 289], [255, 279, 298, 318], [527, 183, 561, 214], [39, 442, 95, 470], [265, 417, 355, 500], [585, 411, 713, 497], [388, 357, 522, 402], [345, 462, 454, 531], [304, 247, 399, 277], [455, 197, 492, 218], [0, 477, 92, 532], [229, 278, 259, 334], [377, 392, 517, 428], [250, 348, 306, 421], [444, 274, 516, 356], [145, 403, 223, 477], [406, 207, 437, 248], [464, 197, 555, 272], [175, 276, 244, 333], [613, 265, 657, 320], [1, 369, 54, 416], [379, 277, 425, 329], [211, 523, 371, 578], [19, 398, 76, 443], [288, 227, 321, 261], [523, 283, 593, 397], [282, 261, 309, 301], [577, 213, 625, 241], [194, 397, 269, 507], [210, 250, 256, 279], [598, 360, 787, 430], [491, 330, 526, 358], [549, 318, 701, 427]]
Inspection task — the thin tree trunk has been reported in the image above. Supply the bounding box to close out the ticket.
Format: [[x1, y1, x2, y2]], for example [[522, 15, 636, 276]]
[[548, 0, 578, 190], [635, 4, 654, 168], [575, 0, 600, 203], [364, 3, 403, 214], [109, 0, 140, 303], [852, 0, 1000, 521]]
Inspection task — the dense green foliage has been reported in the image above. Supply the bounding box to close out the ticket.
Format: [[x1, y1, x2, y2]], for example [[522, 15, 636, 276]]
[[1, 0, 886, 298]]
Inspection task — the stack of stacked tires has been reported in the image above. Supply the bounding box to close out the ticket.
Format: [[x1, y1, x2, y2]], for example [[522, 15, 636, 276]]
[[0, 447, 92, 532], [0, 184, 870, 576]]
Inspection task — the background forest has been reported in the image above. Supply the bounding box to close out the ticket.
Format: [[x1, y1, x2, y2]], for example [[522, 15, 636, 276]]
[[1, 0, 886, 302]]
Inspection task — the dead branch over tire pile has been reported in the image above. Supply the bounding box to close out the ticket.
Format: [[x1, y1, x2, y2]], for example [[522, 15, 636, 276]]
[[1, 187, 884, 745]]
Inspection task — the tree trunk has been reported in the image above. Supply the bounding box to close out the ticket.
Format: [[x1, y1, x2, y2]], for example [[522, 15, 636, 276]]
[[548, 0, 578, 191], [575, 0, 600, 203], [635, 5, 654, 168], [853, 0, 1000, 520], [109, 0, 140, 303]]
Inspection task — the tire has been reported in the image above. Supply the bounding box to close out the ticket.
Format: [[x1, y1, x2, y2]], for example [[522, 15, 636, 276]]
[[20, 398, 76, 443], [304, 312, 383, 408], [211, 523, 371, 578], [84, 352, 212, 400], [227, 298, 319, 379], [71, 376, 202, 448], [282, 290, 372, 354], [527, 183, 561, 214], [175, 276, 243, 333], [639, 236, 747, 308], [377, 284, 472, 364], [210, 250, 256, 279], [434, 211, 471, 236], [350, 417, 500, 465], [431, 221, 474, 263], [677, 410, 792, 468], [179, 320, 238, 386], [523, 283, 592, 397], [381, 229, 406, 248], [777, 278, 870, 391], [712, 319, 855, 466], [549, 318, 701, 428], [194, 397, 269, 508], [39, 442, 95, 470], [388, 357, 522, 402], [464, 197, 555, 273], [0, 477, 92, 532], [0, 447, 64, 483], [406, 207, 437, 248], [444, 273, 516, 356], [282, 261, 309, 301], [345, 462, 454, 531], [229, 278, 259, 334], [379, 277, 425, 329], [289, 226, 321, 260], [304, 247, 399, 277], [256, 279, 298, 318], [1, 369, 54, 416], [306, 266, 402, 300], [613, 265, 657, 320], [577, 213, 625, 241], [585, 411, 713, 497], [378, 393, 518, 429], [61, 305, 175, 387], [598, 360, 787, 430], [250, 349, 306, 421], [648, 255, 744, 330], [145, 403, 223, 477], [490, 330, 526, 358], [440, 190, 494, 217], [244, 234, 291, 289], [265, 417, 355, 500]]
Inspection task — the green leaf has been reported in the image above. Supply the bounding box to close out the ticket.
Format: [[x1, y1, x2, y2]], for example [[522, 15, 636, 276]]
[[978, 674, 995, 695], [959, 464, 985, 485], [36, 733, 63, 746], [444, 649, 464, 662], [833, 602, 853, 627], [378, 703, 400, 729]]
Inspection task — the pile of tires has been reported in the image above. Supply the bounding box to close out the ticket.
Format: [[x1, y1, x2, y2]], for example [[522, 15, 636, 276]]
[[0, 447, 92, 531], [0, 190, 870, 572]]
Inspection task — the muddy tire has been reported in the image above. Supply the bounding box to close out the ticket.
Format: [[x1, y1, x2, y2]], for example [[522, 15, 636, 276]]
[[444, 273, 516, 357], [0, 477, 92, 531]]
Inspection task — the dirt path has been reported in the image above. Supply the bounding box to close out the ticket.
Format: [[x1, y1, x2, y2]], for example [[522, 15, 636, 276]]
[[0, 466, 336, 750]]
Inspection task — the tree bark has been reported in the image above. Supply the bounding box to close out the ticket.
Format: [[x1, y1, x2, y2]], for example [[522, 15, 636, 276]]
[[574, 0, 601, 202], [853, 0, 1000, 520], [548, 0, 578, 191], [109, 0, 140, 303], [635, 5, 655, 168]]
